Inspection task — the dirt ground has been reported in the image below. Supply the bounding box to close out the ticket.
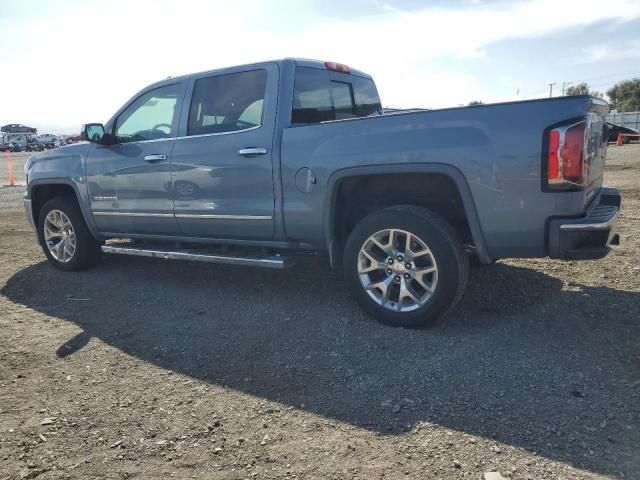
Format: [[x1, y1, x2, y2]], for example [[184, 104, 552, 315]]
[[0, 145, 639, 480]]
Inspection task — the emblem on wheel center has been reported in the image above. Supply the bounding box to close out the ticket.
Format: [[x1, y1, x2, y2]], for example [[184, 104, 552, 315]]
[[391, 263, 406, 275]]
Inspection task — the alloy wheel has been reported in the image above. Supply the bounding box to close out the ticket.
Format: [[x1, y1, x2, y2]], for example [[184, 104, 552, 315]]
[[357, 228, 438, 312], [44, 210, 76, 263]]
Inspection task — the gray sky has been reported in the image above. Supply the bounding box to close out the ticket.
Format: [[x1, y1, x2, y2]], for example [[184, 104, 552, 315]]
[[1, 0, 639, 134]]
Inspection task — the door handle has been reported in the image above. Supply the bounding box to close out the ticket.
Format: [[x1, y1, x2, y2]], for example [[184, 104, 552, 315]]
[[238, 147, 268, 157], [144, 154, 167, 162]]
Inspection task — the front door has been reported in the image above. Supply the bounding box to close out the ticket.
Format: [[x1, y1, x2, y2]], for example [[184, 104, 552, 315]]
[[86, 83, 182, 235], [170, 66, 277, 240]]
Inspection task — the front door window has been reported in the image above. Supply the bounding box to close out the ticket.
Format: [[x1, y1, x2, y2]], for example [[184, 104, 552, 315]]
[[115, 84, 180, 143]]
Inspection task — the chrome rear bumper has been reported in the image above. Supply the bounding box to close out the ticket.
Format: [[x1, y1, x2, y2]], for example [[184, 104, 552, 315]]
[[548, 187, 621, 259]]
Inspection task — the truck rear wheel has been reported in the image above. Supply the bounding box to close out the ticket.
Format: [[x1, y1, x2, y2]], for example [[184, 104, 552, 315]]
[[344, 206, 468, 328], [37, 196, 102, 271]]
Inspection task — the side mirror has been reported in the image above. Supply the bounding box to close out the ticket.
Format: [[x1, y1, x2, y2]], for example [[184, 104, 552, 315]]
[[81, 123, 106, 143]]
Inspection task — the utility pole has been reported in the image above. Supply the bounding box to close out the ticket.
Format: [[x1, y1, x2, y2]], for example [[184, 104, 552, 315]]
[[548, 82, 556, 98], [562, 82, 572, 96]]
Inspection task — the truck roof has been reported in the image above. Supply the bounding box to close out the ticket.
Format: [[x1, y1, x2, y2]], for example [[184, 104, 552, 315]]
[[285, 58, 373, 79], [147, 58, 373, 90]]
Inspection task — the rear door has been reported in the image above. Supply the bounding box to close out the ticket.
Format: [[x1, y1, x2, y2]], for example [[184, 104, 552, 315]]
[[170, 64, 278, 239], [85, 83, 183, 235]]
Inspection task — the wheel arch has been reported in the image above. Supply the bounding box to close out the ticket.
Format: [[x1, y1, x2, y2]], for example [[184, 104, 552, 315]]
[[29, 179, 101, 240], [323, 163, 491, 267]]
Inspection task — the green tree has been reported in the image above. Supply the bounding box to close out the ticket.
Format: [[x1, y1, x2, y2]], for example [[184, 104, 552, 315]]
[[565, 83, 604, 98], [607, 79, 640, 112], [566, 83, 590, 96]]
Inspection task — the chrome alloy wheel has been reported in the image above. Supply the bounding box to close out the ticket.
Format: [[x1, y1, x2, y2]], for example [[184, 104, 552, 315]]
[[357, 228, 438, 312], [43, 210, 76, 263]]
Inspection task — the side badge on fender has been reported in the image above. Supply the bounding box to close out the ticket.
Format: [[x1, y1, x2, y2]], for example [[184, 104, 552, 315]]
[[93, 196, 118, 201]]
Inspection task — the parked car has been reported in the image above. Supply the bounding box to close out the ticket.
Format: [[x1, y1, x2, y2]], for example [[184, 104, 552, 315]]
[[607, 122, 638, 144], [26, 140, 45, 152], [1, 123, 37, 134], [23, 58, 620, 328], [36, 134, 59, 146], [3, 133, 29, 150]]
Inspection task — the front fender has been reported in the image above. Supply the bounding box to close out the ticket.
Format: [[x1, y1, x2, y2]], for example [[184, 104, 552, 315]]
[[25, 143, 100, 239]]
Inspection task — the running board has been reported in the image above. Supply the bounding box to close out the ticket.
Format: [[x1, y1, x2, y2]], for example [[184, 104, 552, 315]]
[[101, 244, 290, 269]]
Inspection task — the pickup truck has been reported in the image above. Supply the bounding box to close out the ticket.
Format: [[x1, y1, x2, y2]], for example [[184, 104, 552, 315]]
[[23, 58, 621, 328]]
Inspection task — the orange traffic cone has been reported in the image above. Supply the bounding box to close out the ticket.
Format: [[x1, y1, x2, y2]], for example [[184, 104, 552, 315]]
[[6, 150, 15, 186], [617, 133, 624, 146]]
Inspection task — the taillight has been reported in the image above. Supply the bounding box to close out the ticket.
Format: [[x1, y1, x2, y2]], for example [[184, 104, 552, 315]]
[[562, 123, 585, 179], [546, 121, 587, 190], [548, 130, 560, 180], [324, 61, 351, 74]]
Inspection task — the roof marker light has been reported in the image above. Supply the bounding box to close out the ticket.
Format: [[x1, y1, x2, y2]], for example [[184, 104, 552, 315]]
[[324, 61, 351, 74]]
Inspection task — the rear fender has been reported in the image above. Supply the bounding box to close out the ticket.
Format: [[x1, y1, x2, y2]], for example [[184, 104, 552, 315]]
[[323, 163, 491, 266]]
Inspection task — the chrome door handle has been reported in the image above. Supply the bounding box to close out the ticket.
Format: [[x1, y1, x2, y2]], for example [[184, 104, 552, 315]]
[[144, 154, 167, 162], [238, 147, 268, 157]]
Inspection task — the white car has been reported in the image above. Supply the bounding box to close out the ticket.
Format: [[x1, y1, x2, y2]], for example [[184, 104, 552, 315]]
[[36, 134, 59, 144]]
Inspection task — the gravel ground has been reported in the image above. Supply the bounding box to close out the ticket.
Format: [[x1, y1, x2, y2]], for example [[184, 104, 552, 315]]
[[0, 187, 25, 210], [0, 145, 639, 480]]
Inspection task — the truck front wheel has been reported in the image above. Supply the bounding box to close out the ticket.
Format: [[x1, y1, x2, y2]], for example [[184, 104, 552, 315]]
[[343, 206, 469, 328], [37, 196, 102, 271]]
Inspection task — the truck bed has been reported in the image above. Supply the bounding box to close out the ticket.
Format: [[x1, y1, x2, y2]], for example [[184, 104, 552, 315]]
[[281, 95, 609, 260]]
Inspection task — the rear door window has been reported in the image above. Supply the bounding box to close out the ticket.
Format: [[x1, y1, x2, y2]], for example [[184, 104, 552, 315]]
[[187, 70, 267, 136], [292, 67, 382, 124]]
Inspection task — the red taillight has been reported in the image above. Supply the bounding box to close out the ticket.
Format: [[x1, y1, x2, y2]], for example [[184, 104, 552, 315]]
[[547, 121, 587, 189], [561, 122, 585, 180], [548, 130, 560, 180], [324, 61, 351, 74]]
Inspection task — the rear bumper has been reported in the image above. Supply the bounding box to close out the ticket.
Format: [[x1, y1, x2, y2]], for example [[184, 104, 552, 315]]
[[548, 187, 621, 259]]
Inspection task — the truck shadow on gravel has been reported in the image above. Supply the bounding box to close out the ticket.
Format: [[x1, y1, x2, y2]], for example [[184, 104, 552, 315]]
[[3, 255, 640, 477]]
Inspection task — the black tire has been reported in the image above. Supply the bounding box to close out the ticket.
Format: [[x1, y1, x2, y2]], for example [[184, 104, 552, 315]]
[[344, 205, 469, 328], [37, 196, 102, 271]]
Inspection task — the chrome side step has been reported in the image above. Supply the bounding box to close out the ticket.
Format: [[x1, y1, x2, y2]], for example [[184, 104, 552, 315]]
[[101, 243, 290, 269]]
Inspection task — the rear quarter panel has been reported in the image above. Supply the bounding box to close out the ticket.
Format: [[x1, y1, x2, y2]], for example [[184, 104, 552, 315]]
[[281, 96, 598, 259]]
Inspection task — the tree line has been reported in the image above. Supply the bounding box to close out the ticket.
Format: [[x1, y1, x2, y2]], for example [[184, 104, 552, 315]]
[[566, 79, 640, 112]]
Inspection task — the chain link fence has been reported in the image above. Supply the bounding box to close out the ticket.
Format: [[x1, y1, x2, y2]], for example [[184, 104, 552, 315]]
[[606, 111, 640, 130]]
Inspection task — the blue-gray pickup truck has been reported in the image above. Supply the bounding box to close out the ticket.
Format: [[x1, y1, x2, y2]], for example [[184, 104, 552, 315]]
[[23, 58, 621, 327]]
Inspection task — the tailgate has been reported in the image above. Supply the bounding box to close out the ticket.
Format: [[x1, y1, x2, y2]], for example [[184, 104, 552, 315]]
[[584, 100, 609, 205]]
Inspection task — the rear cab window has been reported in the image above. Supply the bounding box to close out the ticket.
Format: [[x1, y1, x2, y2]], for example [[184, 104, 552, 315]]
[[292, 67, 382, 125]]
